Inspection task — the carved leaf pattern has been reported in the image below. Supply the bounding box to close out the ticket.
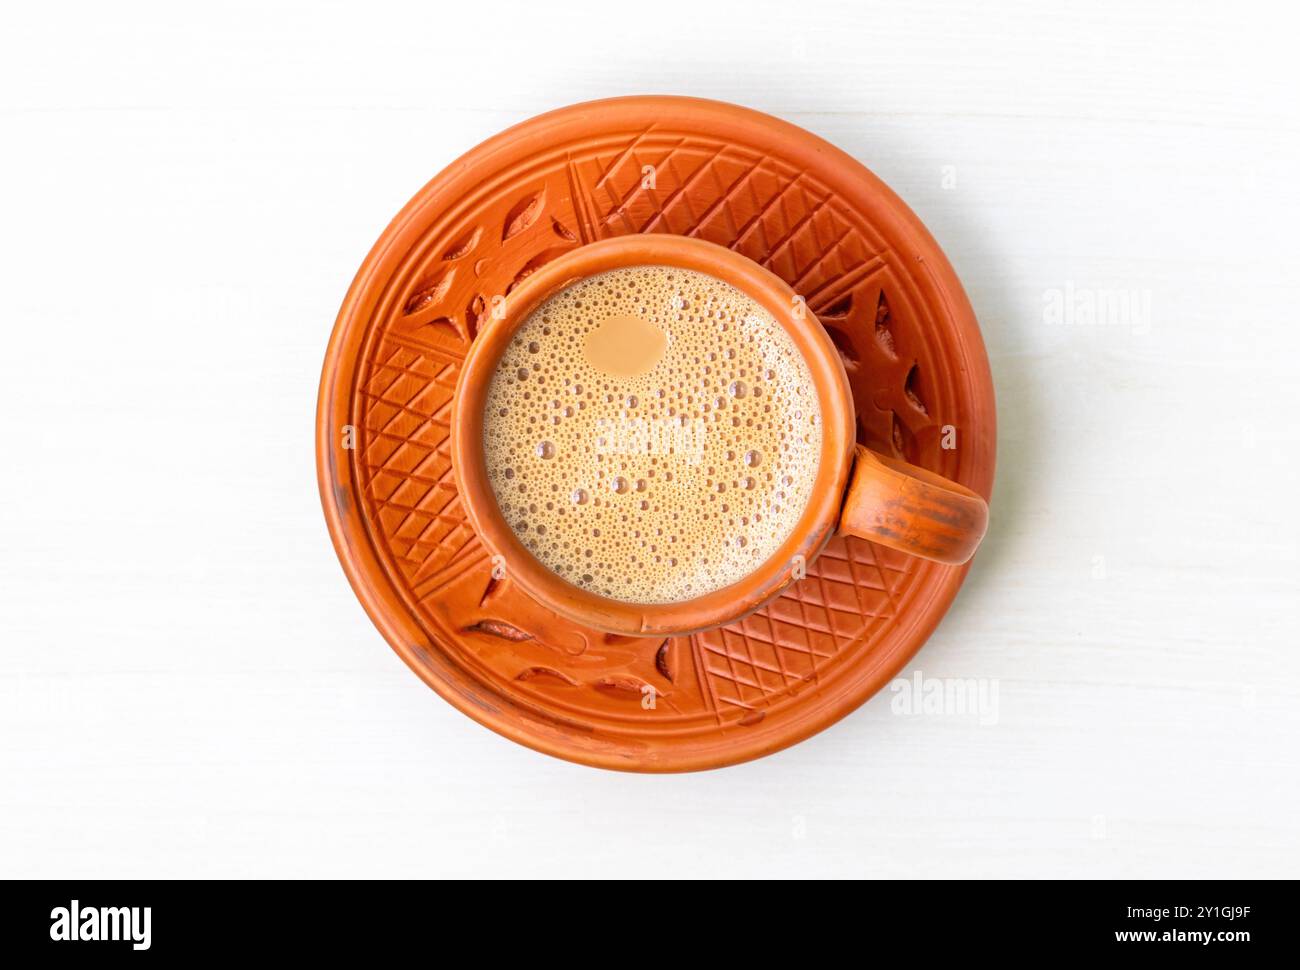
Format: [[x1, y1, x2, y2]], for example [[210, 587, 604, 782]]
[[442, 227, 482, 261], [404, 269, 456, 315], [502, 190, 545, 240], [462, 619, 532, 642], [874, 291, 897, 358]]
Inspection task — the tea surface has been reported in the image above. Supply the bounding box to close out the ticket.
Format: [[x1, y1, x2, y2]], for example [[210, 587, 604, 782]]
[[482, 265, 822, 603]]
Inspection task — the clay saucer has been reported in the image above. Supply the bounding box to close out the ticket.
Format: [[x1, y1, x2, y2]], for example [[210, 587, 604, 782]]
[[316, 96, 996, 772]]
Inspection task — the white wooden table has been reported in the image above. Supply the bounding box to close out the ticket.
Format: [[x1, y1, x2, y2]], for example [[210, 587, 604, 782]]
[[2, 0, 1297, 878]]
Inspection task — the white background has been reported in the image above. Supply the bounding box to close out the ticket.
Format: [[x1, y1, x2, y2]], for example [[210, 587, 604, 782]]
[[2, 0, 1298, 878]]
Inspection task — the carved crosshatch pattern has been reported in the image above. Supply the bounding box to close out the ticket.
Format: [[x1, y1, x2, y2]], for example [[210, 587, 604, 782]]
[[337, 112, 989, 758]]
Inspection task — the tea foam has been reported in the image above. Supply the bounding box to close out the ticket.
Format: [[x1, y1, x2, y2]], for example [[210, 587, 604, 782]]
[[482, 265, 822, 604]]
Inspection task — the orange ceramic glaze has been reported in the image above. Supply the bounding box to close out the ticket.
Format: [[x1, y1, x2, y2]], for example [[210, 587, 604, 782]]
[[317, 96, 996, 772], [451, 235, 987, 637], [841, 446, 989, 565]]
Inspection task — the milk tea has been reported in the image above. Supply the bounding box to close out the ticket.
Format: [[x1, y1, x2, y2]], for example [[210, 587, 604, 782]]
[[482, 265, 821, 604]]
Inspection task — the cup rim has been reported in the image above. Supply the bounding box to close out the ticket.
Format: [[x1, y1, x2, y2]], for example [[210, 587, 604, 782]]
[[450, 235, 855, 636]]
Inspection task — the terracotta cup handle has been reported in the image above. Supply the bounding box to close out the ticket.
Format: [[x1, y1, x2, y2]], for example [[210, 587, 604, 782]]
[[839, 445, 989, 565]]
